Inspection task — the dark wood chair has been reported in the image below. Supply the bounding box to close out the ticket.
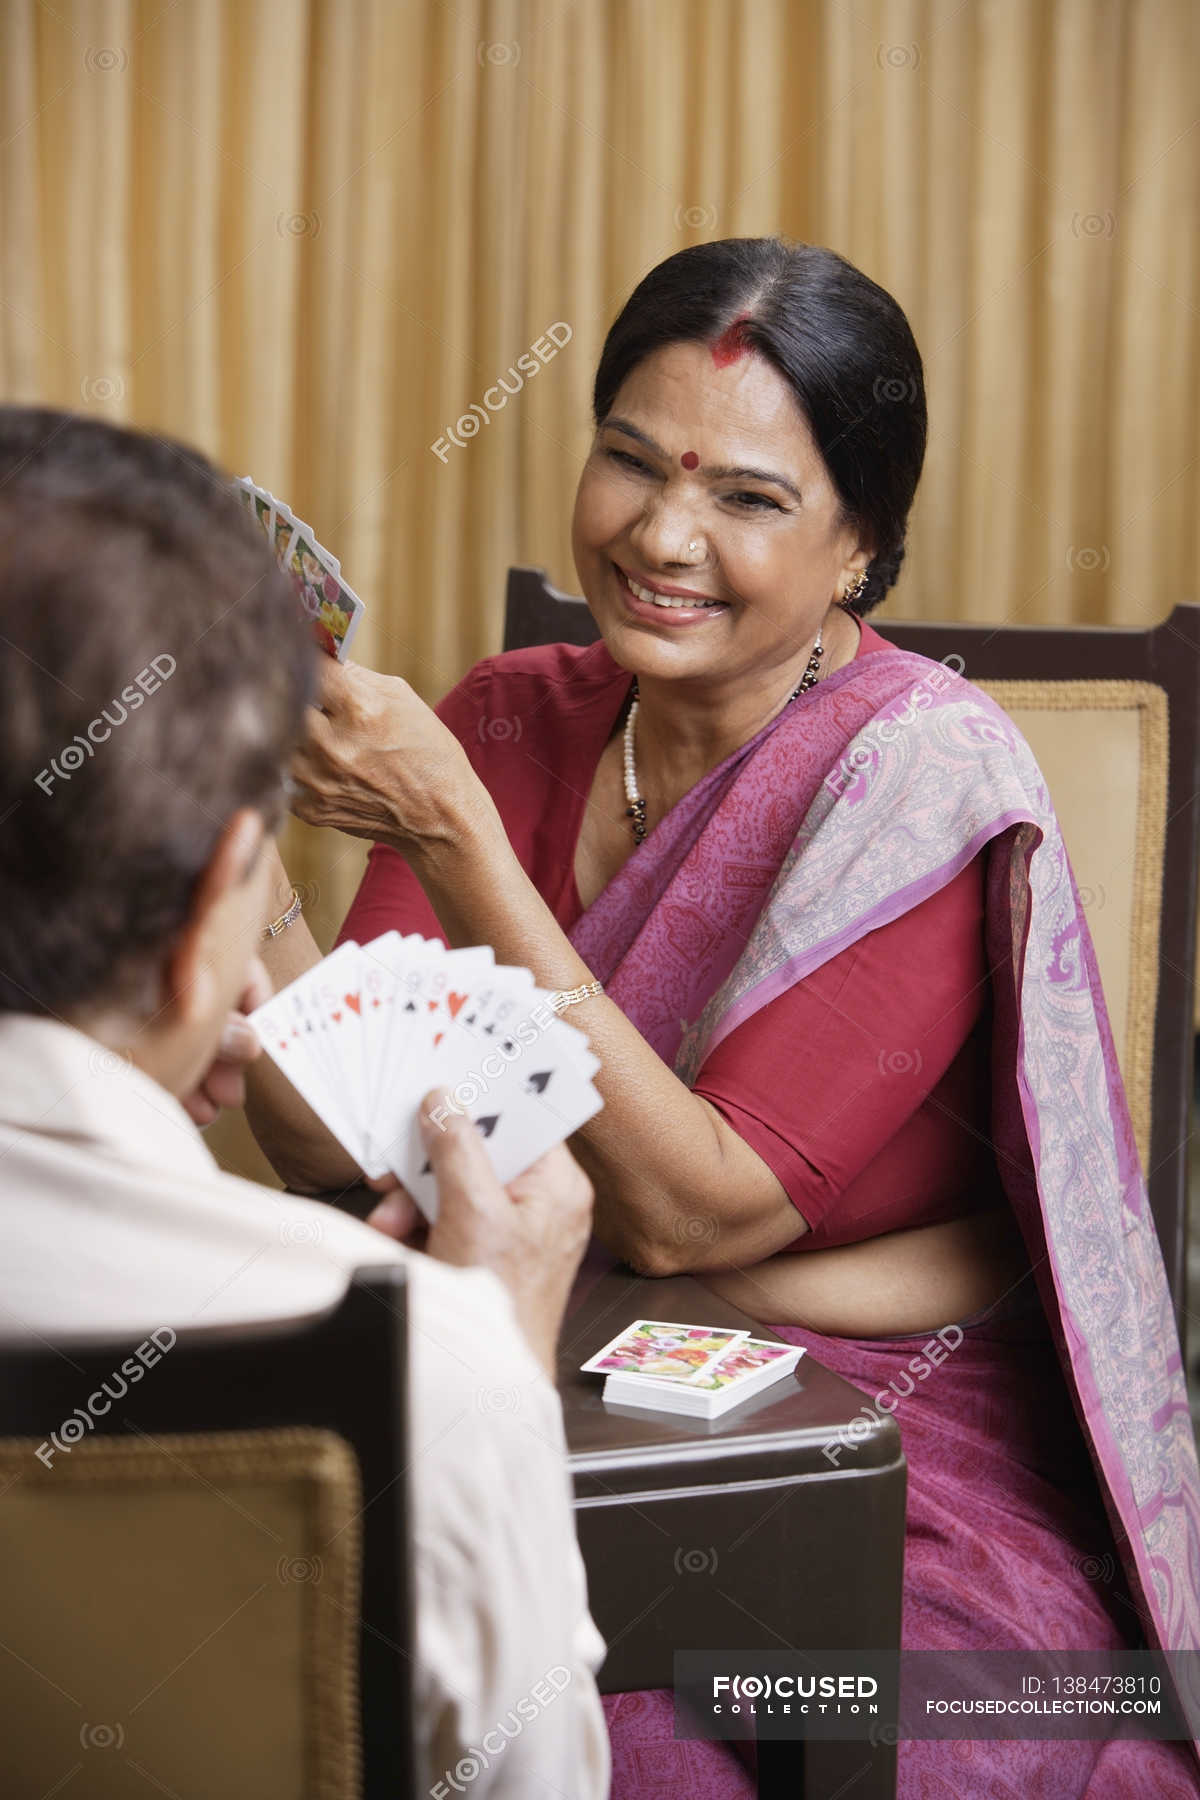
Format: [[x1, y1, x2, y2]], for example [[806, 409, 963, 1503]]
[[504, 566, 1200, 1329], [0, 1266, 412, 1800]]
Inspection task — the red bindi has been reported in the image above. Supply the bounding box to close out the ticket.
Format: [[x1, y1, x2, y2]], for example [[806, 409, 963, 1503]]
[[711, 313, 753, 369], [680, 451, 699, 470]]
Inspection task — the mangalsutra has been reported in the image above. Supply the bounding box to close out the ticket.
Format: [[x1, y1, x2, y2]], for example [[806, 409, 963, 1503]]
[[622, 627, 826, 848]]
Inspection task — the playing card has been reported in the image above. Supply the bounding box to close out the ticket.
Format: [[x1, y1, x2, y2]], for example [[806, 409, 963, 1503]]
[[306, 941, 369, 1102], [406, 979, 600, 1202], [232, 475, 258, 514], [249, 935, 606, 1215], [283, 528, 364, 660], [598, 1336, 804, 1418], [356, 932, 425, 1135], [446, 1020, 601, 1196], [311, 567, 365, 661], [368, 946, 508, 1182], [250, 986, 365, 1166], [687, 1338, 802, 1392], [579, 1321, 750, 1384], [231, 476, 364, 660], [449, 967, 535, 1039], [270, 495, 297, 563], [365, 940, 494, 1177]]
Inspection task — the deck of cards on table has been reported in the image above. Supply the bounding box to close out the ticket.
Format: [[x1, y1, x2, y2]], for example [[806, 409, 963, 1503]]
[[247, 934, 603, 1219], [581, 1320, 804, 1418], [233, 476, 365, 660]]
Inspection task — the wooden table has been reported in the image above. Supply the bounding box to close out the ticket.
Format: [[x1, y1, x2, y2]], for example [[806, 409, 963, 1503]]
[[557, 1252, 905, 1800]]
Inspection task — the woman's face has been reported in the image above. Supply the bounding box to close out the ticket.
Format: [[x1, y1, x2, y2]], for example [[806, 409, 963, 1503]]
[[571, 340, 870, 693]]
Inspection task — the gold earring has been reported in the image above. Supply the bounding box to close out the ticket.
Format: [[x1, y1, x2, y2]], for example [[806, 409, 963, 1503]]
[[842, 570, 868, 604]]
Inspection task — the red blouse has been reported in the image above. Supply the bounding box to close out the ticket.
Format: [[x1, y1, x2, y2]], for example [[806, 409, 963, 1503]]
[[338, 623, 1006, 1250]]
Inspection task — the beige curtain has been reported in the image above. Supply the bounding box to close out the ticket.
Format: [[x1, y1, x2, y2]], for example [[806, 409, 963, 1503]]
[[2, 0, 1197, 948]]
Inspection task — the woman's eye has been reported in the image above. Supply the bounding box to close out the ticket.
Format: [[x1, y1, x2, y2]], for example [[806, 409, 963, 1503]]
[[726, 490, 783, 512], [605, 448, 651, 474]]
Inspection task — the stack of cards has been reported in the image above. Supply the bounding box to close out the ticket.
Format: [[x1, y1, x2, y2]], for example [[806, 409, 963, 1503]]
[[233, 476, 365, 660], [248, 933, 603, 1219], [581, 1319, 804, 1419]]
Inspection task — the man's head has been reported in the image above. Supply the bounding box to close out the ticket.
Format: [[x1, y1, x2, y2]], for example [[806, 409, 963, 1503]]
[[0, 407, 315, 1093]]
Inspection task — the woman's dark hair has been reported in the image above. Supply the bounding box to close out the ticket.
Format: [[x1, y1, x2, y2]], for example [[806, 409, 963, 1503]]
[[0, 407, 316, 1020], [592, 238, 926, 613]]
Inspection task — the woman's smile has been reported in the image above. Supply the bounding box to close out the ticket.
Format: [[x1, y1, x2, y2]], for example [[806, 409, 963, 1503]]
[[613, 561, 730, 626], [571, 342, 876, 693]]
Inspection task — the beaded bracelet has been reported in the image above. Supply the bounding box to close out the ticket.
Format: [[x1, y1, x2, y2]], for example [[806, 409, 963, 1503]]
[[547, 980, 605, 1014], [262, 887, 304, 940]]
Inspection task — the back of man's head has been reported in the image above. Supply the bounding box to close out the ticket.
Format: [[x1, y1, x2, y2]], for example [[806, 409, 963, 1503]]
[[0, 408, 314, 1021]]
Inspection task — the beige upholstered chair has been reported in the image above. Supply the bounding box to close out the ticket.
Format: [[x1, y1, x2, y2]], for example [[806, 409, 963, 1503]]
[[0, 1430, 361, 1799], [969, 676, 1166, 1179], [0, 1265, 413, 1799], [876, 610, 1199, 1332]]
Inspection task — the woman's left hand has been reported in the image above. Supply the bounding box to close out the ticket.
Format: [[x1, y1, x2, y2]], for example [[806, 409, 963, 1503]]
[[289, 657, 481, 851]]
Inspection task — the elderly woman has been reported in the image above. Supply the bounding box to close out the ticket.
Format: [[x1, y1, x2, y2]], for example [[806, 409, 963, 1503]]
[[247, 239, 1200, 1796]]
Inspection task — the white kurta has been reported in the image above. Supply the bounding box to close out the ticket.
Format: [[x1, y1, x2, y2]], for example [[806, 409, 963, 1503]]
[[0, 1014, 609, 1800]]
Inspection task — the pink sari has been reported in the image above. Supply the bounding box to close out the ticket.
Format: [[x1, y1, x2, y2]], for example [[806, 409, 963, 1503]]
[[570, 643, 1200, 1796]]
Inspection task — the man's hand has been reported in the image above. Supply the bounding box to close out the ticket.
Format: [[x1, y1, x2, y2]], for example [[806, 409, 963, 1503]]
[[365, 1089, 594, 1379], [181, 957, 272, 1128]]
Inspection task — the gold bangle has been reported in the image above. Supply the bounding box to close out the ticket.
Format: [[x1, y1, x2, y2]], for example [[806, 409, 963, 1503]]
[[263, 887, 303, 940], [547, 980, 604, 1014]]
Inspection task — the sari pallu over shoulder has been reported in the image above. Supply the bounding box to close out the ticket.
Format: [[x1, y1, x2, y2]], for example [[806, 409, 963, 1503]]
[[568, 642, 1200, 1715]]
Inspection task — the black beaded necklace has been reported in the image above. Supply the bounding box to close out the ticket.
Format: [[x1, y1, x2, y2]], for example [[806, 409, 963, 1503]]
[[622, 627, 828, 848]]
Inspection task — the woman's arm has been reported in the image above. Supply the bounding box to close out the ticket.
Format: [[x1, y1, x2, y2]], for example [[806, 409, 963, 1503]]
[[241, 842, 364, 1195], [288, 660, 986, 1284], [404, 801, 804, 1274], [284, 661, 804, 1270], [699, 1207, 1034, 1339]]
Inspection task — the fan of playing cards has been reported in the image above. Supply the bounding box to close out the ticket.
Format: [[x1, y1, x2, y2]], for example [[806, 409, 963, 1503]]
[[233, 476, 365, 661], [248, 934, 604, 1220]]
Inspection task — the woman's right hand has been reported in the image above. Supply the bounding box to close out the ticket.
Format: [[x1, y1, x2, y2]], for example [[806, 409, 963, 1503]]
[[366, 1089, 594, 1379]]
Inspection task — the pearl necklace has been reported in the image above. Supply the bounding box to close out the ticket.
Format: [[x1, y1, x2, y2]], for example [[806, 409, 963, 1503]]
[[623, 627, 825, 847]]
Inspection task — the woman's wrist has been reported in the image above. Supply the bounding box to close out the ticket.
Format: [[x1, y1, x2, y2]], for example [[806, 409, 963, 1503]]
[[383, 767, 508, 872], [258, 839, 296, 931]]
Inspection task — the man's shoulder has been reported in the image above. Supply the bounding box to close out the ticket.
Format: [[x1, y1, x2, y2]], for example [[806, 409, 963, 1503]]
[[0, 1130, 530, 1364], [229, 1180, 551, 1408], [214, 1175, 541, 1385]]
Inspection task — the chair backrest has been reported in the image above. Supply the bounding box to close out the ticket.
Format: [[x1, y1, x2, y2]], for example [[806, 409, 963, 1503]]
[[0, 1265, 412, 1800], [503, 567, 1200, 1326]]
